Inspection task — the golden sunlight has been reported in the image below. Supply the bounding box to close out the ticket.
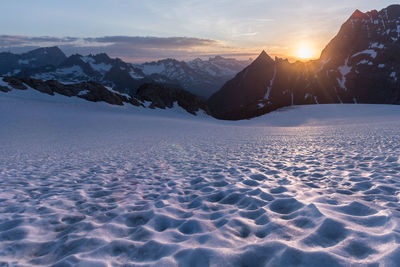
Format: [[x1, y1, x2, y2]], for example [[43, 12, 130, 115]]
[[296, 46, 314, 60]]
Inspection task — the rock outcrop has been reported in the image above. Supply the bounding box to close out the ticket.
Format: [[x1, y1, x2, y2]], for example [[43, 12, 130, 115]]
[[0, 76, 208, 116], [136, 83, 209, 115]]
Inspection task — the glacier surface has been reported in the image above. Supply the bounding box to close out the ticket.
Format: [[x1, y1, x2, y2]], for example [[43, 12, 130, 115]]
[[0, 91, 400, 266]]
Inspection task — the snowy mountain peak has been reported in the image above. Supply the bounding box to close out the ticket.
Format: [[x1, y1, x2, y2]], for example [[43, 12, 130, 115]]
[[0, 47, 250, 98], [23, 46, 65, 58], [21, 46, 67, 68], [212, 55, 224, 60], [132, 56, 251, 97], [63, 54, 87, 66], [89, 53, 111, 61]]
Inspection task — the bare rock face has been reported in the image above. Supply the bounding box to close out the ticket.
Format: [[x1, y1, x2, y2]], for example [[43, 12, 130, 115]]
[[3, 76, 27, 90], [136, 83, 209, 115], [0, 86, 10, 92], [208, 5, 400, 120], [1, 76, 141, 106], [0, 77, 208, 116]]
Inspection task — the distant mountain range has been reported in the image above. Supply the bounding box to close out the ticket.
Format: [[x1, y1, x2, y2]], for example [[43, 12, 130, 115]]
[[0, 47, 251, 98], [1, 5, 399, 120], [208, 4, 400, 119]]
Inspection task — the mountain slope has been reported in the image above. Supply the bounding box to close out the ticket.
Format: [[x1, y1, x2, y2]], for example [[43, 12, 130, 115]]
[[208, 51, 277, 119], [208, 4, 400, 120]]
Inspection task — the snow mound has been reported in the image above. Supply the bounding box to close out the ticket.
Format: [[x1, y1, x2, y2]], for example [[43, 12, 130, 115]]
[[0, 92, 400, 265]]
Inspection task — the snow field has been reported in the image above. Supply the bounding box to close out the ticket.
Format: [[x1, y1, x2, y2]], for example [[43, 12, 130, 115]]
[[0, 91, 400, 266]]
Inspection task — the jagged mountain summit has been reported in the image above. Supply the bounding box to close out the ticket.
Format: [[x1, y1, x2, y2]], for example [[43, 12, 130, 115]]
[[133, 56, 251, 98], [0, 47, 66, 74], [208, 51, 277, 119], [208, 4, 400, 120], [0, 48, 251, 99]]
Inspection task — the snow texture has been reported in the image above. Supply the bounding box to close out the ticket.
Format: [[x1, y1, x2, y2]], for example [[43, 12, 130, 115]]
[[81, 56, 112, 73], [352, 49, 377, 59], [264, 66, 277, 100], [390, 72, 397, 82], [370, 43, 384, 49], [337, 58, 352, 90], [0, 91, 400, 266], [77, 90, 90, 96]]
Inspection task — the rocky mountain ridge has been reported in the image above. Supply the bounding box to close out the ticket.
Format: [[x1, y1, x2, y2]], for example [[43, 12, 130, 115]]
[[0, 76, 208, 115], [0, 48, 250, 98], [208, 5, 400, 119]]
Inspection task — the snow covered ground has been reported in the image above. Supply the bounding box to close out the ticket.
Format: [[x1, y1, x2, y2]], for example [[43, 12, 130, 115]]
[[0, 91, 400, 266]]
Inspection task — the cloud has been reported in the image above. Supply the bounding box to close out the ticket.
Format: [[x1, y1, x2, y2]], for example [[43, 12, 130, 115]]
[[0, 35, 231, 62], [251, 18, 275, 23], [0, 35, 297, 63], [87, 36, 218, 48], [0, 35, 79, 47], [232, 32, 259, 37]]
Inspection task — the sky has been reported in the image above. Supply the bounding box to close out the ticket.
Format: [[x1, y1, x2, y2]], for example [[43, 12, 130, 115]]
[[0, 0, 397, 62]]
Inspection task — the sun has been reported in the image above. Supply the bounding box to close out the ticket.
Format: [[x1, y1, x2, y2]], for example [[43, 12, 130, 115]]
[[296, 46, 314, 60]]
